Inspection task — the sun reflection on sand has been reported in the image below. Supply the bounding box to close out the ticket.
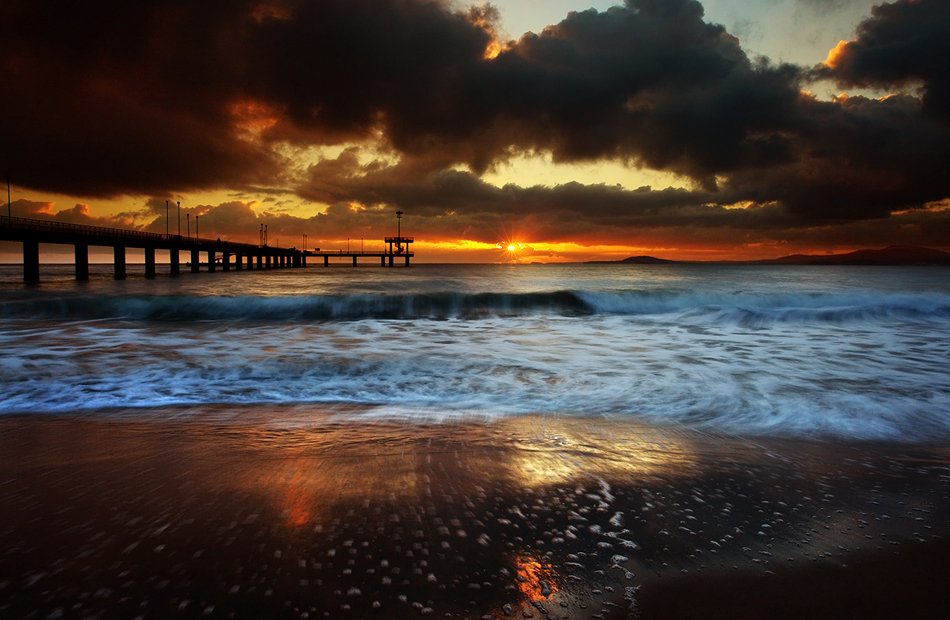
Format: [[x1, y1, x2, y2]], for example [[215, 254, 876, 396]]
[[504, 418, 701, 487], [514, 555, 560, 602], [220, 422, 429, 528]]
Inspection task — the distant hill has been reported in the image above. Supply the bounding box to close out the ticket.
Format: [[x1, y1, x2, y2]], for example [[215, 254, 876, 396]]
[[588, 246, 950, 265], [589, 255, 676, 264], [758, 245, 950, 266]]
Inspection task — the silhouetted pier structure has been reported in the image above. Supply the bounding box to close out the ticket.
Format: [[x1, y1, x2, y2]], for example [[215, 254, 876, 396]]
[[1, 216, 308, 283], [312, 236, 414, 267]]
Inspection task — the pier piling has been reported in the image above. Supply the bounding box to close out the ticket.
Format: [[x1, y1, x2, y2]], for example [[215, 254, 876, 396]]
[[144, 247, 156, 279], [113, 246, 126, 280], [23, 240, 39, 283], [75, 244, 89, 281]]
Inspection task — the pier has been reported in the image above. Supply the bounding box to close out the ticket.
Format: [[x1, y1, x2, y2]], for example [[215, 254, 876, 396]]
[[1, 216, 308, 283]]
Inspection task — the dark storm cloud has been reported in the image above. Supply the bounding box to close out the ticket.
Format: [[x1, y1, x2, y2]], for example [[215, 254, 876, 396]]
[[298, 151, 803, 244], [2, 0, 949, 246], [0, 0, 283, 196], [819, 0, 950, 117], [725, 93, 950, 219]]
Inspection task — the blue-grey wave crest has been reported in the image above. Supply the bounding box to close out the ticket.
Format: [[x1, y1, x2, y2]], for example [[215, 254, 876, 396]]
[[2, 290, 949, 324]]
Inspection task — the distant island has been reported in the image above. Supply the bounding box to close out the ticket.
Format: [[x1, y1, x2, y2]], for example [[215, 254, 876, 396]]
[[594, 246, 950, 266], [588, 255, 677, 265]]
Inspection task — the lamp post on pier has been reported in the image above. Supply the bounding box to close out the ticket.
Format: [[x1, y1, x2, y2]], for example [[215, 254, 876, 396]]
[[187, 213, 191, 239], [165, 200, 169, 236], [395, 210, 404, 253], [177, 201, 181, 236]]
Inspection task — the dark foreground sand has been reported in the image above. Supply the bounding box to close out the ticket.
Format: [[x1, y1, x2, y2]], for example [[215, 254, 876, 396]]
[[1, 407, 948, 619]]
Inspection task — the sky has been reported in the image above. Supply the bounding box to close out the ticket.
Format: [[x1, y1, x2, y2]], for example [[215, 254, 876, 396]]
[[2, 0, 949, 262]]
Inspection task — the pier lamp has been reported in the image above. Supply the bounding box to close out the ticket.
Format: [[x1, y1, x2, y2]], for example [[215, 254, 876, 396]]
[[396, 210, 404, 253]]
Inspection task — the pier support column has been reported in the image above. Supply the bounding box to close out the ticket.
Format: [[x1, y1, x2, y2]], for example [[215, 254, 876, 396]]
[[222, 252, 230, 272], [381, 256, 386, 267], [352, 255, 358, 267], [324, 256, 329, 267], [23, 240, 40, 284], [114, 246, 126, 280], [235, 253, 243, 271], [207, 251, 216, 272], [75, 244, 89, 281], [388, 254, 394, 267], [169, 248, 180, 276], [144, 247, 156, 279], [266, 255, 272, 269], [191, 249, 200, 273], [405, 254, 410, 267], [256, 254, 263, 269]]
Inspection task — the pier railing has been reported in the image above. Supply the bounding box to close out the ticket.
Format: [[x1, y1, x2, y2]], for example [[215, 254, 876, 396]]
[[1, 215, 179, 243]]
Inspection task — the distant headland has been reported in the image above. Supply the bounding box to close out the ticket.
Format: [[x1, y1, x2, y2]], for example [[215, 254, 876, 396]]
[[591, 246, 950, 266]]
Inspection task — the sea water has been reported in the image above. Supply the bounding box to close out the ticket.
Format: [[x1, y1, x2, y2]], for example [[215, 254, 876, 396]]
[[1, 262, 948, 440]]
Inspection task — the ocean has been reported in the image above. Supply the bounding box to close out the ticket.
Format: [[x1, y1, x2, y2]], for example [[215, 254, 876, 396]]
[[1, 262, 948, 441]]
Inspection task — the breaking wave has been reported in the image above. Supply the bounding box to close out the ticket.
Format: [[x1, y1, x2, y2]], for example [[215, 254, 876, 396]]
[[2, 289, 949, 324]]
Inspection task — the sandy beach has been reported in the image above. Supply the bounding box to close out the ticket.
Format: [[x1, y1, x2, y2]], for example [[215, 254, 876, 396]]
[[2, 407, 948, 619]]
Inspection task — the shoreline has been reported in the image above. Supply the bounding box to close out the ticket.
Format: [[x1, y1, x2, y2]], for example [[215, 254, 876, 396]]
[[2, 408, 948, 618]]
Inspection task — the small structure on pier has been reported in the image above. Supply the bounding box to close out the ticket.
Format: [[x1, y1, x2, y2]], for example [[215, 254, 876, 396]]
[[311, 211, 415, 267], [311, 236, 414, 267]]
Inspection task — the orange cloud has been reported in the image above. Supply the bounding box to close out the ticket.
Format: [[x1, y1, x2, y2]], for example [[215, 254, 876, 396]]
[[823, 39, 851, 69], [230, 100, 280, 139]]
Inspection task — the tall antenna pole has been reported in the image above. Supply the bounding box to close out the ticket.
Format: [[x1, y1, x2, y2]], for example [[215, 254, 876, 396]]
[[177, 201, 181, 236], [165, 200, 169, 236]]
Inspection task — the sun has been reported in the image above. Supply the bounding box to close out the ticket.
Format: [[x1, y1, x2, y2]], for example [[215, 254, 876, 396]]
[[497, 241, 525, 258], [495, 238, 528, 262]]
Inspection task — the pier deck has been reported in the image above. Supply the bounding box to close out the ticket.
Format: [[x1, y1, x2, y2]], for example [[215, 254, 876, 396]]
[[1, 216, 307, 283]]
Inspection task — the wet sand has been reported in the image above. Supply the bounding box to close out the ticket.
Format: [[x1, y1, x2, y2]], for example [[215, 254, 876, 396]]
[[1, 407, 948, 619]]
